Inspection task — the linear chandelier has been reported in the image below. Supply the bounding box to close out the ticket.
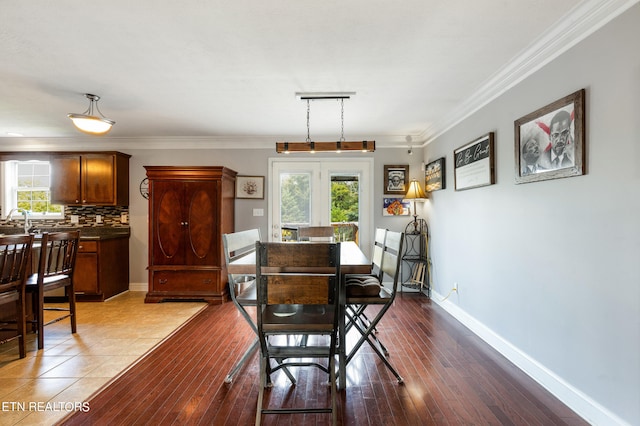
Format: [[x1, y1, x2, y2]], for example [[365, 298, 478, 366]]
[[68, 93, 115, 135], [276, 92, 375, 154]]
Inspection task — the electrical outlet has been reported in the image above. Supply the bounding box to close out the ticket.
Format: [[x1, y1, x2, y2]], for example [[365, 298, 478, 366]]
[[453, 282, 458, 292], [70, 215, 79, 224], [96, 214, 103, 224]]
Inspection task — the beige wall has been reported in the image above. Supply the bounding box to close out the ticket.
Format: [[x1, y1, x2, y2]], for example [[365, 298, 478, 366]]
[[125, 146, 424, 286]]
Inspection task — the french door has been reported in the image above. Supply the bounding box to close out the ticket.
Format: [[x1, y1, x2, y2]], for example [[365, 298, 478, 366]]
[[268, 158, 374, 255]]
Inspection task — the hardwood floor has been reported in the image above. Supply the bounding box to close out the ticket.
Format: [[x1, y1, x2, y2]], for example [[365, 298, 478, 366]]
[[58, 292, 588, 425]]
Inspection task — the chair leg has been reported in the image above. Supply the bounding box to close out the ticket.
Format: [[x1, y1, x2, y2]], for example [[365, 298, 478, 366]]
[[362, 332, 404, 383], [256, 355, 267, 425], [17, 295, 26, 358], [330, 351, 337, 425], [347, 304, 381, 338], [68, 285, 77, 334], [225, 338, 259, 384], [346, 306, 404, 384], [33, 286, 44, 350], [349, 306, 390, 356]]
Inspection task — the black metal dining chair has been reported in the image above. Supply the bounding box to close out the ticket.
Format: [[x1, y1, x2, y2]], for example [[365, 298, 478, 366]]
[[255, 241, 341, 424], [25, 231, 80, 350], [344, 230, 405, 383], [0, 234, 34, 359]]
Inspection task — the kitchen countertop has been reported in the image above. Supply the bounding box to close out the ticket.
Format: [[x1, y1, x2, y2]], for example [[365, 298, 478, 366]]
[[0, 226, 130, 240]]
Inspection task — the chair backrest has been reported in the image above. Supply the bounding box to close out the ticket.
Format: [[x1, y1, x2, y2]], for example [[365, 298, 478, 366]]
[[370, 228, 387, 279], [37, 231, 80, 281], [297, 226, 335, 242], [256, 242, 340, 305], [223, 229, 261, 267], [0, 234, 34, 294], [223, 229, 261, 261], [379, 230, 404, 289]]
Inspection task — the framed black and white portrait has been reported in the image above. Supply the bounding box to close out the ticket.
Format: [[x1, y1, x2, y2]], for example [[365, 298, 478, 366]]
[[384, 165, 409, 195], [514, 89, 585, 184]]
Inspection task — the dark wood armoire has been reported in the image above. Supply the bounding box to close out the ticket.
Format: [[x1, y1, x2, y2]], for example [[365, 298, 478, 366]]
[[144, 166, 236, 304]]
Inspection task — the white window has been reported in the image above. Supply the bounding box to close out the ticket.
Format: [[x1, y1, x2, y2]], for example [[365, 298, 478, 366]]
[[1, 160, 63, 219], [269, 158, 374, 257]]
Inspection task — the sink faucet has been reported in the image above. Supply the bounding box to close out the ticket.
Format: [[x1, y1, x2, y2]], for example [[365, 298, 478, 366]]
[[6, 208, 31, 234]]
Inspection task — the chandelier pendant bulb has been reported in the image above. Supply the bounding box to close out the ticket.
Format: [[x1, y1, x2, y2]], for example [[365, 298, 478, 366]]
[[68, 93, 115, 135]]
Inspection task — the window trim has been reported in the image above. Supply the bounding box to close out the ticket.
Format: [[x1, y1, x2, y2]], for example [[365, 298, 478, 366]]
[[2, 160, 64, 220]]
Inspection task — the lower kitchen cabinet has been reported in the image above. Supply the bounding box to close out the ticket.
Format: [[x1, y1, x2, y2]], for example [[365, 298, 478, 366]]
[[74, 237, 129, 301]]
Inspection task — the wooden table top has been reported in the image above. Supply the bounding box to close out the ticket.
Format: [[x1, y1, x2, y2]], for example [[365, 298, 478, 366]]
[[226, 241, 370, 275]]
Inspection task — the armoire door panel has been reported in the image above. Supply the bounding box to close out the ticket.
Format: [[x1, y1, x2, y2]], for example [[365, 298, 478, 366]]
[[188, 188, 214, 259], [154, 184, 184, 264], [185, 182, 218, 265]]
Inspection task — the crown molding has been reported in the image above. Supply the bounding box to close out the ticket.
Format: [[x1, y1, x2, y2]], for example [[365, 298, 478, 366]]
[[0, 134, 412, 151], [418, 0, 639, 145]]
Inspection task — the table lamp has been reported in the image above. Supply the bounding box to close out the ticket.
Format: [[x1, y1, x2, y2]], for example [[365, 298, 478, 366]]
[[403, 179, 427, 234]]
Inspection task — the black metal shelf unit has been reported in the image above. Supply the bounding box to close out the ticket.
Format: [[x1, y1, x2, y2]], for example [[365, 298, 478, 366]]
[[401, 218, 429, 297]]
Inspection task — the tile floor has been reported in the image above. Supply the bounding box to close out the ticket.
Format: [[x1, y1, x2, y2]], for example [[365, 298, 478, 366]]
[[0, 292, 206, 425]]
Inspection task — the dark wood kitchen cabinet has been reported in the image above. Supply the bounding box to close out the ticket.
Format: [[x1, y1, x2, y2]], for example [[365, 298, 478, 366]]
[[50, 151, 130, 205], [144, 166, 236, 304], [74, 237, 130, 301]]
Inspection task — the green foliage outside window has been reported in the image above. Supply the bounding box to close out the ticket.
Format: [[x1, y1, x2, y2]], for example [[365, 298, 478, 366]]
[[331, 180, 359, 222], [17, 190, 62, 214], [16, 161, 63, 215], [279, 173, 360, 242], [280, 173, 311, 224]]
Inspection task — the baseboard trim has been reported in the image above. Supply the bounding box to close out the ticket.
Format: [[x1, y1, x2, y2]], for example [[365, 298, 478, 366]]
[[128, 282, 148, 292], [430, 290, 629, 426]]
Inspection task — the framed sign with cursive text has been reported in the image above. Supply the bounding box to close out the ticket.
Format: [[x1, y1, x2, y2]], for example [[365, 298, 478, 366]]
[[454, 132, 495, 191]]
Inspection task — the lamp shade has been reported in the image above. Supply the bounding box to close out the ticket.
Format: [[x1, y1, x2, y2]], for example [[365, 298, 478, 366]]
[[67, 114, 115, 135], [403, 179, 427, 201], [68, 94, 115, 135]]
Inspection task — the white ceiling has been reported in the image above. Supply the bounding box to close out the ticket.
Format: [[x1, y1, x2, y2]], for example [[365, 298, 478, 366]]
[[0, 0, 632, 149]]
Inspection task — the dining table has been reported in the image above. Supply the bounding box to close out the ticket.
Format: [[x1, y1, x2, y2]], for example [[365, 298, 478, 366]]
[[226, 240, 371, 389]]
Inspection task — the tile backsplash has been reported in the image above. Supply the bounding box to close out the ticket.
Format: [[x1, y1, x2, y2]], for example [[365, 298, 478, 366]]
[[0, 205, 129, 228]]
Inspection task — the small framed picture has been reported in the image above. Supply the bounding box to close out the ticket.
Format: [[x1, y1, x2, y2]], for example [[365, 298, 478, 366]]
[[454, 132, 495, 191], [425, 157, 446, 192], [514, 89, 585, 184], [382, 198, 410, 216], [236, 175, 264, 199], [384, 165, 409, 194]]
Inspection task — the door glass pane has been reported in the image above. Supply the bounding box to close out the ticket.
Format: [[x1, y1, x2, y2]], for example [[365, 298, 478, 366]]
[[270, 159, 372, 251], [280, 172, 311, 241], [330, 174, 359, 243]]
